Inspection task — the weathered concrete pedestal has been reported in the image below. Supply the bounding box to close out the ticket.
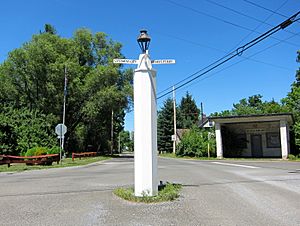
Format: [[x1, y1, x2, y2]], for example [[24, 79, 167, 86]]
[[134, 53, 158, 196]]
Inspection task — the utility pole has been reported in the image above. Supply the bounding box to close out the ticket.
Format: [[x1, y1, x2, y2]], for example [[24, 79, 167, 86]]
[[61, 66, 67, 160], [111, 110, 114, 155], [118, 132, 121, 154], [172, 86, 177, 154], [208, 132, 212, 158], [200, 102, 204, 124]]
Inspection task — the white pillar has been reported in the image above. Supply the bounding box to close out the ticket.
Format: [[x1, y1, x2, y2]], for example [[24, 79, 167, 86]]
[[280, 120, 289, 159], [134, 53, 158, 196], [215, 122, 223, 159]]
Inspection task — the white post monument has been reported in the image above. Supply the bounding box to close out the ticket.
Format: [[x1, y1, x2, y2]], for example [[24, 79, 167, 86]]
[[114, 30, 175, 196]]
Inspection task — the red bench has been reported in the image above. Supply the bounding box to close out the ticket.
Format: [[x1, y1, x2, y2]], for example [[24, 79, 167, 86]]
[[0, 154, 60, 167]]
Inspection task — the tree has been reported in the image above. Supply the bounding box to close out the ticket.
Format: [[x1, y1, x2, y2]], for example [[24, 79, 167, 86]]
[[283, 50, 300, 149], [0, 106, 57, 155], [119, 130, 133, 152], [0, 25, 132, 155], [178, 92, 200, 128], [212, 94, 288, 116], [157, 98, 174, 153], [44, 24, 56, 35]]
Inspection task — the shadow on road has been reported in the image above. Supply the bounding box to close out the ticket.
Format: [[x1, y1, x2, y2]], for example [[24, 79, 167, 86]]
[[181, 177, 300, 188]]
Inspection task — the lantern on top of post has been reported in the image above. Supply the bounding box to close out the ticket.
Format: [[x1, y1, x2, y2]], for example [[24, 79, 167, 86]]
[[137, 30, 151, 53]]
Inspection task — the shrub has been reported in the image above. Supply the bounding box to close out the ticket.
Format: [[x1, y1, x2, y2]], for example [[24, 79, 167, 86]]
[[25, 147, 49, 156], [47, 146, 61, 155], [288, 154, 297, 160], [176, 127, 216, 157]]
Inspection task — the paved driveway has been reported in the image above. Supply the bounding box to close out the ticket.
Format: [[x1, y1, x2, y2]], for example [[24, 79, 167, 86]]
[[0, 157, 299, 226]]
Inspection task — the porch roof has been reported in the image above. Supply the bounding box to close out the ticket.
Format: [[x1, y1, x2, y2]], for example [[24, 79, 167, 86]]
[[209, 113, 294, 125]]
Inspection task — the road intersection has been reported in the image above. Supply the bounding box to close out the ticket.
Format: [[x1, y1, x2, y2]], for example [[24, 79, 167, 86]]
[[0, 156, 299, 225]]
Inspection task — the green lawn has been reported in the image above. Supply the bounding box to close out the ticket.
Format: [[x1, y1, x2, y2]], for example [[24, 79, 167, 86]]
[[0, 156, 110, 173]]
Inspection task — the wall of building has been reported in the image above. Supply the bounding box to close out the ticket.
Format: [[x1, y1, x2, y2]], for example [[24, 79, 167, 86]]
[[223, 121, 281, 157]]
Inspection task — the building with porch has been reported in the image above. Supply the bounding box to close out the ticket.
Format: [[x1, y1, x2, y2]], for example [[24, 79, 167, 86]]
[[208, 113, 294, 159]]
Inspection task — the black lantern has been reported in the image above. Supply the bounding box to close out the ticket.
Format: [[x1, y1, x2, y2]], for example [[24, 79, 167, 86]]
[[137, 30, 151, 53]]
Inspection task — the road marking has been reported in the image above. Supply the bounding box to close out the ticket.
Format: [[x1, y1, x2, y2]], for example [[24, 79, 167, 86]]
[[211, 162, 260, 169]]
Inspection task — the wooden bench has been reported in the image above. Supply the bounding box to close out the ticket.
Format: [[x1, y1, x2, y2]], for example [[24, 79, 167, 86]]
[[0, 154, 60, 167], [72, 152, 97, 161]]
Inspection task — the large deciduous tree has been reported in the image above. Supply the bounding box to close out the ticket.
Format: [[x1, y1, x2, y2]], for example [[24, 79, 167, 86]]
[[0, 24, 132, 154], [212, 94, 288, 117]]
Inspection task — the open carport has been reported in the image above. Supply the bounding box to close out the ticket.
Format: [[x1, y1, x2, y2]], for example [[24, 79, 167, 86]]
[[209, 113, 294, 159]]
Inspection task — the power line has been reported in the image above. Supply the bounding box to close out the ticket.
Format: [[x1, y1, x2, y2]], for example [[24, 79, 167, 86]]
[[157, 8, 299, 97], [157, 2, 291, 92], [243, 0, 300, 23], [205, 0, 298, 40], [157, 11, 300, 100], [155, 31, 223, 53], [156, 29, 292, 96], [228, 0, 289, 51], [165, 0, 299, 47], [176, 31, 300, 96], [205, 0, 288, 31]]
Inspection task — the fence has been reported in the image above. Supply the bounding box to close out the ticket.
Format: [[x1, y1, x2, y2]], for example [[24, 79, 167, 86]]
[[72, 152, 97, 161], [0, 154, 60, 167]]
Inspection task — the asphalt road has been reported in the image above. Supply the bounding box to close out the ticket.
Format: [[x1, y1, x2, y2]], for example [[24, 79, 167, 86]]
[[0, 156, 299, 226]]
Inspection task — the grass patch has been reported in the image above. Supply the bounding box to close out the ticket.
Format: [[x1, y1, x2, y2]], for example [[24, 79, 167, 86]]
[[288, 154, 300, 161], [0, 156, 110, 173], [114, 182, 182, 203]]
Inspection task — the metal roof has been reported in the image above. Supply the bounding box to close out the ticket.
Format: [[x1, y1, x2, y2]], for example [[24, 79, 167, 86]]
[[209, 113, 294, 124]]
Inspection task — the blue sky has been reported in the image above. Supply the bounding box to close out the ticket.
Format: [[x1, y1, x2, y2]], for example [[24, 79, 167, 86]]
[[1, 0, 299, 131]]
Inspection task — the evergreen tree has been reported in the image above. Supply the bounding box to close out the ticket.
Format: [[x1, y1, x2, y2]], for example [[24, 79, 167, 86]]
[[157, 98, 174, 153], [179, 92, 200, 128], [44, 24, 56, 34]]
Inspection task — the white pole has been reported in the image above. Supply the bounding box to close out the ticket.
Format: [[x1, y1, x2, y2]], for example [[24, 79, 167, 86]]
[[134, 52, 158, 197], [60, 66, 67, 163], [208, 132, 211, 158], [62, 66, 67, 159], [60, 136, 62, 165], [172, 86, 177, 154], [63, 67, 67, 126], [111, 110, 114, 155], [118, 132, 121, 153]]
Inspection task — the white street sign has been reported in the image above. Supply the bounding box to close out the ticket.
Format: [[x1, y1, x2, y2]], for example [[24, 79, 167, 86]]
[[113, 59, 176, 65], [55, 123, 67, 137], [151, 59, 176, 64], [113, 59, 139, 64]]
